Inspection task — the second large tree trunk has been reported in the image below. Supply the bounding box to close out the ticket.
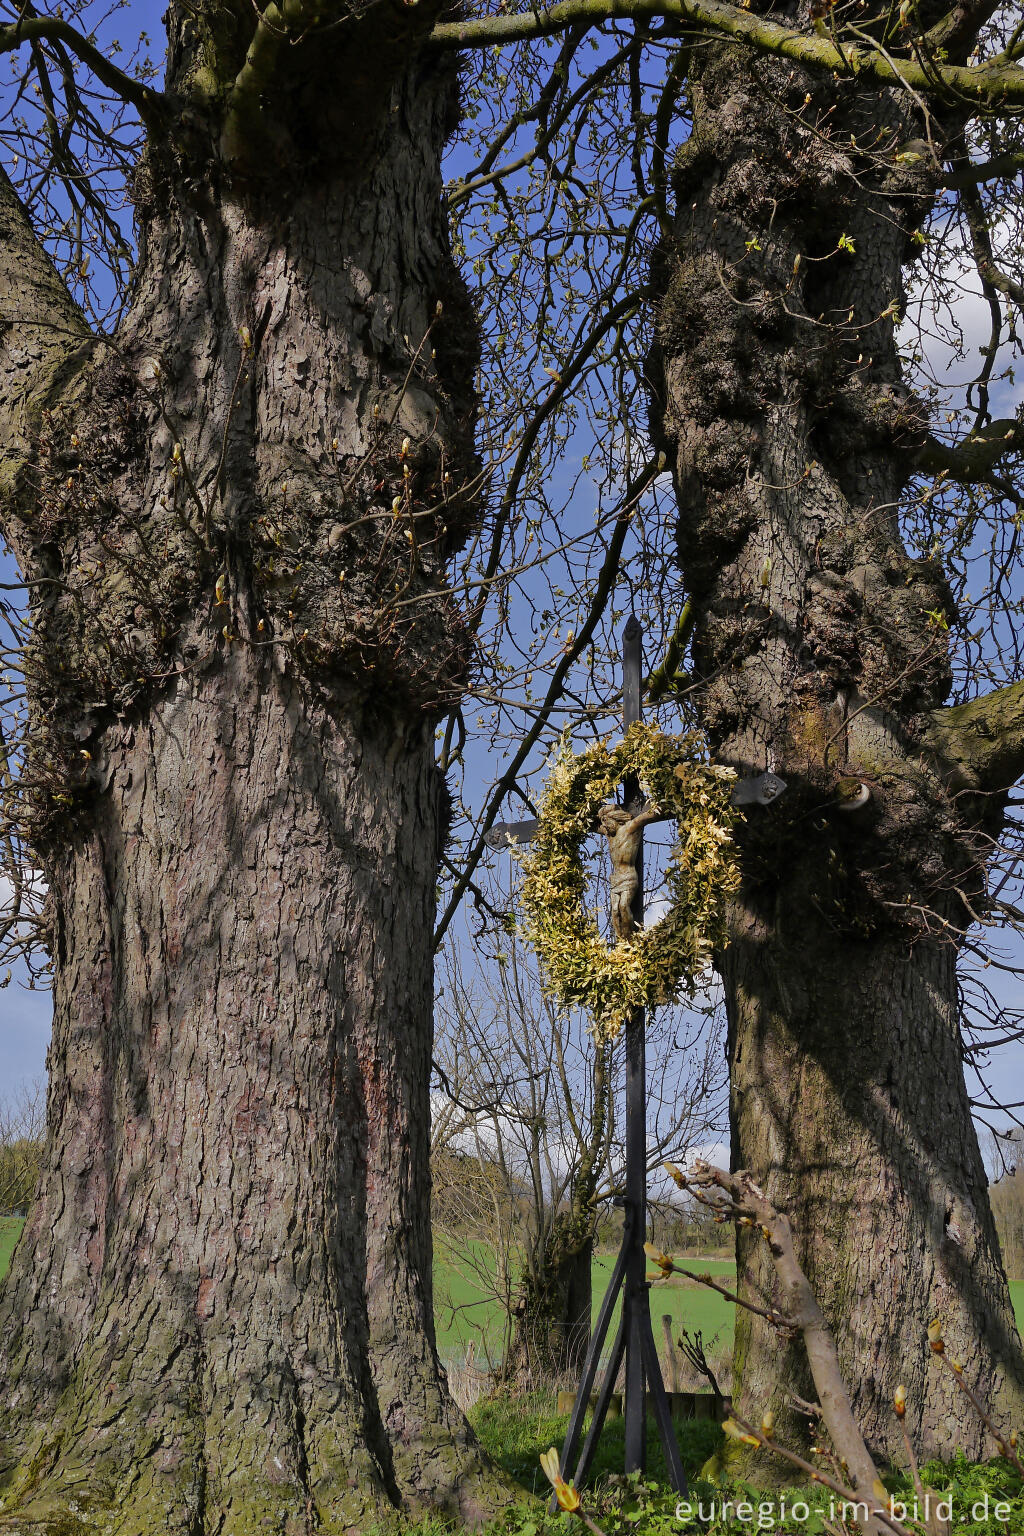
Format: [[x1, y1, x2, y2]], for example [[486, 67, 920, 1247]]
[[724, 894, 1020, 1460], [648, 38, 1024, 1460]]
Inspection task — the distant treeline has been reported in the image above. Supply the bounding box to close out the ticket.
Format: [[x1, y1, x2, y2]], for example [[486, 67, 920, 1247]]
[[0, 1137, 41, 1217]]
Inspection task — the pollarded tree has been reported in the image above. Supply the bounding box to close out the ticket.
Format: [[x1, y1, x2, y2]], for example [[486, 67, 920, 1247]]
[[0, 2, 511, 1529], [0, 1080, 44, 1216], [433, 933, 725, 1383], [435, 938, 618, 1386], [0, 0, 700, 1522]]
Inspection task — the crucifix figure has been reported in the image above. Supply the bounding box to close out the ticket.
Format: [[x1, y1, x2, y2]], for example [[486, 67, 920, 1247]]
[[597, 803, 669, 941]]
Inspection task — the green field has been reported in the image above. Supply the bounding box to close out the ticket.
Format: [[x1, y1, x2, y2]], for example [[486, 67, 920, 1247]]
[[0, 1217, 23, 1278], [433, 1238, 735, 1361], [4, 1218, 1023, 1370], [433, 1235, 1024, 1360]]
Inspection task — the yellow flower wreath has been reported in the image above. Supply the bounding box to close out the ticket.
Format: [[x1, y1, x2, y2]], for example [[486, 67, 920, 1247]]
[[516, 723, 740, 1041]]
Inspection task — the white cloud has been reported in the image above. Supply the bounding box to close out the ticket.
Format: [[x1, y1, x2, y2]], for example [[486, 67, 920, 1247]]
[[685, 1140, 730, 1172], [0, 868, 46, 913], [900, 207, 1021, 419]]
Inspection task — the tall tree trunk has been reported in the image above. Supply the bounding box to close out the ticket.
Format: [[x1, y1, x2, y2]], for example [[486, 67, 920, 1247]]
[[0, 7, 507, 1529], [648, 39, 1024, 1461]]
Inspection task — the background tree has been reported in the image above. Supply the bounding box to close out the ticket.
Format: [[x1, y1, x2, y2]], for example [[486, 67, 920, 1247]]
[[0, 1079, 44, 1217], [433, 931, 725, 1383]]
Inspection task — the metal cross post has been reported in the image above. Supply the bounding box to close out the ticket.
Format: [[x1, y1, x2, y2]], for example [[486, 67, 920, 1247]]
[[484, 618, 785, 1494], [551, 615, 686, 1494]]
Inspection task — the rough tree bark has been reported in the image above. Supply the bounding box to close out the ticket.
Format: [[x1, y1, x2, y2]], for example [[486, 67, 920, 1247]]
[[648, 35, 1024, 1461], [0, 5, 508, 1530], [507, 1217, 594, 1384]]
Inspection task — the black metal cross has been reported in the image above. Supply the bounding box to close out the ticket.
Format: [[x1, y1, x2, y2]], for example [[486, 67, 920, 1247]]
[[484, 617, 785, 1495]]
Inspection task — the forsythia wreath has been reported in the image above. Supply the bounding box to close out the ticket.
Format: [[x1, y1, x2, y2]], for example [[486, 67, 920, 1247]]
[[516, 723, 740, 1041]]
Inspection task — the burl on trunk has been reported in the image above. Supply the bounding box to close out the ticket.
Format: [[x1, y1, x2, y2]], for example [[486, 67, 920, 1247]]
[[648, 37, 1024, 1461], [0, 4, 506, 1530]]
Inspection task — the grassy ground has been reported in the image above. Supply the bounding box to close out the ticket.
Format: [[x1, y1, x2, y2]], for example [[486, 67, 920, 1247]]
[[0, 1216, 23, 1277], [469, 1389, 725, 1497], [466, 1395, 1024, 1536], [434, 1234, 1024, 1363]]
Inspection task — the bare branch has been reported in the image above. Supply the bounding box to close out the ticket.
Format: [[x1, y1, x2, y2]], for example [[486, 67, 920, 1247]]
[[914, 420, 1024, 482], [434, 452, 661, 948], [0, 13, 165, 125], [430, 0, 1024, 109], [940, 150, 1024, 186], [667, 1161, 889, 1516]]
